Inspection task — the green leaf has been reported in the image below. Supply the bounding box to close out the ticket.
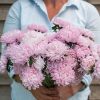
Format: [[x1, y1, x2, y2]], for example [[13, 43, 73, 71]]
[[6, 59, 13, 72], [52, 24, 63, 32], [29, 56, 33, 67], [42, 73, 55, 88]]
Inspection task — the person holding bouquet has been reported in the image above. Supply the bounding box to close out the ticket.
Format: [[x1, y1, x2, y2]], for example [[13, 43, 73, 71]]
[[1, 0, 100, 100]]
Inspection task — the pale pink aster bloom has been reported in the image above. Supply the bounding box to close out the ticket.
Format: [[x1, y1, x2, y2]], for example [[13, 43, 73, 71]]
[[34, 56, 45, 71], [1, 30, 24, 44], [79, 28, 95, 39], [56, 27, 80, 43], [93, 61, 100, 79], [46, 40, 68, 61], [27, 24, 47, 33], [33, 40, 48, 55], [81, 55, 95, 72], [64, 56, 77, 68], [75, 45, 91, 59], [0, 55, 7, 73], [77, 36, 92, 47], [48, 61, 75, 86], [67, 49, 77, 58], [13, 64, 24, 74], [97, 44, 100, 57], [5, 44, 33, 64], [73, 68, 85, 85], [21, 30, 46, 47], [46, 32, 57, 42], [91, 44, 100, 60], [20, 67, 44, 90], [66, 24, 81, 36], [53, 18, 70, 28]]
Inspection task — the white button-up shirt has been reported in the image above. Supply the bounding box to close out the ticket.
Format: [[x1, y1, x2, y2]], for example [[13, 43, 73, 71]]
[[3, 0, 100, 100]]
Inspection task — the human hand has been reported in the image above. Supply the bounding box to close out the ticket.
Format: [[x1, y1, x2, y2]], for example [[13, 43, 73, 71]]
[[31, 86, 60, 100], [56, 82, 85, 100], [71, 82, 85, 94], [13, 75, 85, 100], [13, 75, 22, 83], [13, 75, 60, 100], [56, 85, 72, 100]]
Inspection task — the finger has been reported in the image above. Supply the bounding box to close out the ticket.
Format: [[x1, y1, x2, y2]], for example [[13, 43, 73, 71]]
[[35, 92, 60, 100], [31, 87, 59, 100], [46, 93, 59, 97], [13, 75, 22, 83], [41, 96, 60, 100], [49, 87, 59, 93], [40, 87, 58, 95], [47, 90, 58, 95]]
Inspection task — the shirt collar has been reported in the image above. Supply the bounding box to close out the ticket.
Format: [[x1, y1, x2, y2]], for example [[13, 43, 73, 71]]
[[66, 0, 80, 9], [31, 0, 80, 16], [32, 0, 80, 9], [32, 0, 47, 14]]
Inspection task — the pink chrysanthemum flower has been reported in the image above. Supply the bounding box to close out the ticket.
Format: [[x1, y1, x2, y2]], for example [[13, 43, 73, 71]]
[[64, 56, 77, 68], [20, 67, 44, 90], [90, 44, 100, 60], [0, 30, 24, 44], [75, 45, 91, 59], [81, 55, 95, 72], [34, 56, 45, 71], [67, 49, 77, 58], [77, 36, 92, 47], [56, 27, 80, 43], [21, 30, 46, 47], [53, 18, 70, 28], [13, 63, 24, 75], [0, 55, 7, 73], [46, 32, 57, 42], [33, 40, 48, 55], [46, 40, 68, 61], [97, 44, 100, 57], [48, 61, 75, 86], [5, 44, 33, 64], [79, 28, 95, 39], [93, 61, 100, 79], [27, 24, 47, 33], [73, 68, 85, 84]]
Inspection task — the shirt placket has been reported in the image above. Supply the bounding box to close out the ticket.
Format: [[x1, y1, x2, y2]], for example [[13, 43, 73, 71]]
[[32, 0, 77, 31]]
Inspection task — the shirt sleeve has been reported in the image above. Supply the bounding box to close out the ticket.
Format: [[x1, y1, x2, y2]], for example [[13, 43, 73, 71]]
[[3, 1, 21, 33], [2, 1, 21, 78], [82, 4, 100, 87], [85, 4, 100, 43]]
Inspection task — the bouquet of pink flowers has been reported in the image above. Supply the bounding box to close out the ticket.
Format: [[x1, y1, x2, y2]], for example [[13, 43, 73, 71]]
[[0, 18, 100, 90]]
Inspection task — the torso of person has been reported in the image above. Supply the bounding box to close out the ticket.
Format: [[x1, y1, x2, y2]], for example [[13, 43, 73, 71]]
[[20, 0, 87, 31], [4, 0, 100, 100]]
